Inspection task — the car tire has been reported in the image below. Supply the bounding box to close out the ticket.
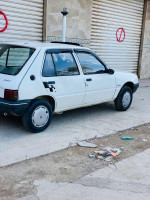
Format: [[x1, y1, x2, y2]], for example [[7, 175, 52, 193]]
[[22, 100, 52, 133], [114, 86, 133, 111]]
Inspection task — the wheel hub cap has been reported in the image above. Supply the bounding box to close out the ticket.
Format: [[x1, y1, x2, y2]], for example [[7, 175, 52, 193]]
[[32, 106, 49, 128], [122, 92, 131, 108]]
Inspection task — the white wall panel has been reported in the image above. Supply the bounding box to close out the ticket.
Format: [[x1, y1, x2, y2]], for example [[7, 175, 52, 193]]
[[90, 0, 144, 73], [0, 0, 43, 42]]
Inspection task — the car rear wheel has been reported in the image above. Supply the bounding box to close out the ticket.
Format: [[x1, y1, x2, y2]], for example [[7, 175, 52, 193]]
[[114, 86, 133, 111], [22, 100, 52, 133]]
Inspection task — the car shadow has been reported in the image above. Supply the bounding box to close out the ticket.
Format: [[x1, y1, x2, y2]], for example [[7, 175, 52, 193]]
[[54, 102, 115, 120], [0, 102, 115, 137]]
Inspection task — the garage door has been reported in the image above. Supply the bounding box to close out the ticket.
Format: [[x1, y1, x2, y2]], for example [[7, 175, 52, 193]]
[[90, 0, 144, 73], [0, 0, 43, 42]]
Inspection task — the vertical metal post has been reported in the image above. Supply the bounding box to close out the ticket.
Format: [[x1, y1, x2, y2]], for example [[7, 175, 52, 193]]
[[61, 8, 68, 42], [62, 15, 67, 42]]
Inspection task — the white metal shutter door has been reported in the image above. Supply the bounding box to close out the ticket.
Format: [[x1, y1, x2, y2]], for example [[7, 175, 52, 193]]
[[0, 0, 43, 42], [90, 0, 144, 73]]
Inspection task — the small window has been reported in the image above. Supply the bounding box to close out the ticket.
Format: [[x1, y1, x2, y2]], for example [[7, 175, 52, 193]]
[[0, 45, 35, 75], [77, 52, 105, 75], [0, 49, 8, 67], [52, 52, 79, 76], [42, 54, 56, 77], [8, 48, 32, 67]]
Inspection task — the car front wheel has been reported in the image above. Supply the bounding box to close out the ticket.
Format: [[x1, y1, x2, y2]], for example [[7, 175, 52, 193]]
[[114, 86, 133, 111], [22, 100, 52, 133]]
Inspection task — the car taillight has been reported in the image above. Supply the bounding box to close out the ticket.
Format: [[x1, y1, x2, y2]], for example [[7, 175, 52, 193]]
[[4, 90, 18, 101]]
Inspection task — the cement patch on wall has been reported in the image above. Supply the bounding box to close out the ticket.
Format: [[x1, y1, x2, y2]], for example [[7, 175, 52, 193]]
[[45, 0, 93, 43]]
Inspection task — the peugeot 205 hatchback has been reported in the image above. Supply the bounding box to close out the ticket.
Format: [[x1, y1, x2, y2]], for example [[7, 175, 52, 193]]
[[0, 42, 139, 133]]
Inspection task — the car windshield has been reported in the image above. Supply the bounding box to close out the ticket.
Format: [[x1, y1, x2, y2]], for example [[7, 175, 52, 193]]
[[0, 44, 35, 75]]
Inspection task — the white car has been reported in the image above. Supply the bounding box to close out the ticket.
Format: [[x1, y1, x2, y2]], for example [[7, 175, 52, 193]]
[[0, 42, 139, 133]]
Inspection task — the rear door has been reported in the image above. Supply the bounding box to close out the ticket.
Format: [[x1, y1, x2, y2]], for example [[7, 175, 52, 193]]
[[41, 49, 85, 112], [75, 50, 116, 105]]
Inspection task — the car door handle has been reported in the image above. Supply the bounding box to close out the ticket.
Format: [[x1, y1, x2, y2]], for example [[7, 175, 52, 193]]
[[48, 81, 55, 85], [43, 81, 55, 88], [86, 78, 92, 82]]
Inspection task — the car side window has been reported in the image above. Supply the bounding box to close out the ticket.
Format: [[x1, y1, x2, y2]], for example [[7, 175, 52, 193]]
[[42, 54, 56, 77], [0, 49, 8, 67], [7, 48, 32, 67], [77, 52, 105, 75], [52, 52, 79, 76]]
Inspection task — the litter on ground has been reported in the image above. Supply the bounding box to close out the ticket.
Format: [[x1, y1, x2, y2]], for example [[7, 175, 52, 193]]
[[89, 154, 96, 159], [117, 150, 122, 154], [105, 157, 113, 162], [68, 152, 73, 156], [102, 147, 120, 153], [102, 152, 110, 158], [96, 155, 104, 160], [121, 136, 134, 140], [142, 139, 148, 142], [94, 150, 105, 154], [89, 146, 122, 161], [110, 152, 118, 157], [78, 141, 98, 148]]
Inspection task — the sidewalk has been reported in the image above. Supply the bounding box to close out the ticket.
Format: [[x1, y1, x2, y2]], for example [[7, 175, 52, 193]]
[[0, 79, 150, 167], [27, 149, 150, 200]]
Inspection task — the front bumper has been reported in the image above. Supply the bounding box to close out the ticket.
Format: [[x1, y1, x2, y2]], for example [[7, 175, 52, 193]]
[[0, 99, 31, 116], [133, 83, 139, 93]]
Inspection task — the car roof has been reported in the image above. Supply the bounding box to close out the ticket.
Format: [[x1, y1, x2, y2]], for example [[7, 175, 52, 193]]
[[0, 42, 89, 50]]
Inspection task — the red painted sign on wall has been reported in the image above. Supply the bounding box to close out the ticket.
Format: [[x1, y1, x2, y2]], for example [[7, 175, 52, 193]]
[[116, 28, 125, 43], [0, 10, 8, 33]]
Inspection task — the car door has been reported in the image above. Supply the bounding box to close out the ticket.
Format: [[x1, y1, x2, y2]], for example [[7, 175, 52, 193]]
[[75, 50, 116, 105], [41, 49, 85, 112]]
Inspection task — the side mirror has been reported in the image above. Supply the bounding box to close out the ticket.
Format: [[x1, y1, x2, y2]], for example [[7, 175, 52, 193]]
[[107, 68, 114, 75]]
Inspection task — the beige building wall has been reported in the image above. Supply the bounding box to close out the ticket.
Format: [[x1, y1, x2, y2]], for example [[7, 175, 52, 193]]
[[139, 0, 150, 79], [44, 0, 93, 46]]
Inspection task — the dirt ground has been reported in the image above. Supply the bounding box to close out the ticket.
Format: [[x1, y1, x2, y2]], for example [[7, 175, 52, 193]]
[[1, 123, 150, 200]]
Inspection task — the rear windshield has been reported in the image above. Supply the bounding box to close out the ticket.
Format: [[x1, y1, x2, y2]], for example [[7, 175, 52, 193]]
[[0, 45, 35, 75]]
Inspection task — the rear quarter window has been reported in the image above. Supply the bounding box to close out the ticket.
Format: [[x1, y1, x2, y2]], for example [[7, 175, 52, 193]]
[[0, 45, 35, 75]]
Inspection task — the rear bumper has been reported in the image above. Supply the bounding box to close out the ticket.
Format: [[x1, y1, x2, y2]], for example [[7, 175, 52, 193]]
[[0, 99, 31, 116], [133, 83, 139, 93]]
